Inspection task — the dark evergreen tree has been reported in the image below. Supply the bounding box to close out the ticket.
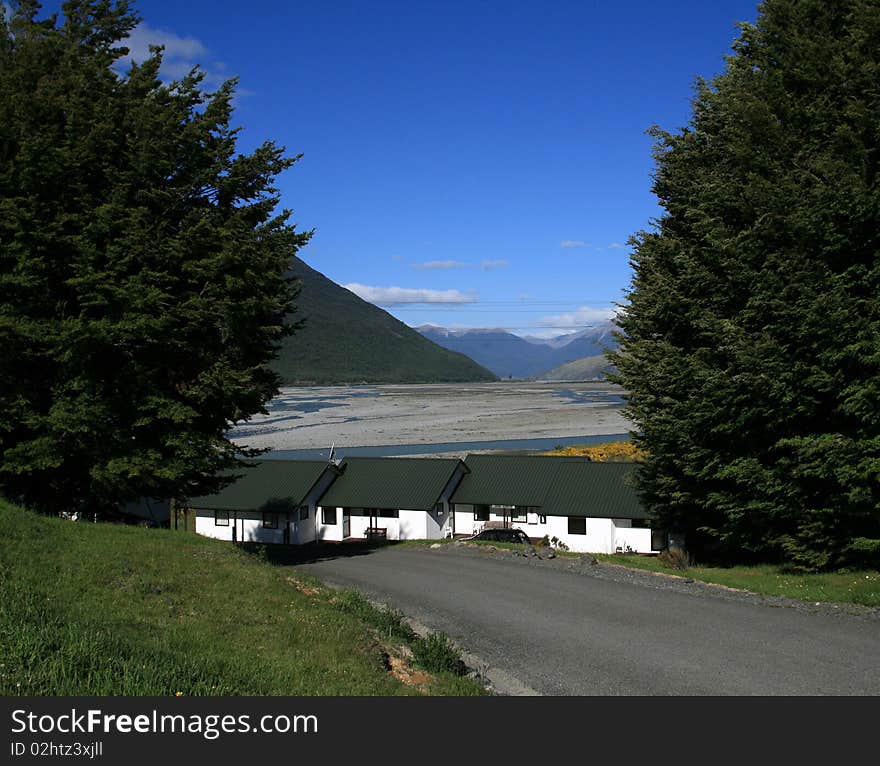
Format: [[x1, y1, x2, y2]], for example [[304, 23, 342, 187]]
[[0, 1, 310, 516], [610, 0, 879, 570]]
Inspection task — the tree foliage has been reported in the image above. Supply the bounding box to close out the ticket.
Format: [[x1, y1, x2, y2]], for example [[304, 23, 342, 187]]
[[610, 0, 880, 570], [0, 1, 311, 516]]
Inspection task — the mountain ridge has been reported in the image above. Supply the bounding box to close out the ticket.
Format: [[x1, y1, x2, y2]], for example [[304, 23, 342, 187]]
[[270, 257, 497, 385], [417, 322, 619, 379]]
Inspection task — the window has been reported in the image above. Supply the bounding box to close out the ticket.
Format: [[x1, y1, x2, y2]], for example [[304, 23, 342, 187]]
[[214, 510, 229, 526], [568, 516, 587, 535], [473, 505, 490, 521], [490, 504, 514, 518], [262, 512, 278, 529], [539, 515, 547, 524], [322, 507, 337, 525], [378, 509, 399, 518], [512, 506, 527, 523], [299, 505, 309, 520]]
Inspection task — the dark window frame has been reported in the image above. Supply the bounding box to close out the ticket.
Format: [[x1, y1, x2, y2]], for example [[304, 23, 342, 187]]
[[473, 504, 490, 522], [322, 507, 337, 525], [262, 512, 278, 529], [299, 505, 309, 521], [568, 516, 587, 535], [214, 510, 229, 527]]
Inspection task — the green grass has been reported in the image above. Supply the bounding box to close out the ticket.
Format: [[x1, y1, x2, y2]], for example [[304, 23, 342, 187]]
[[594, 554, 880, 607], [0, 500, 485, 696]]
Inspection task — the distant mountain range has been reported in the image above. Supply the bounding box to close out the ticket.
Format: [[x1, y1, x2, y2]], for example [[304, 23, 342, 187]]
[[417, 323, 619, 380], [534, 354, 617, 381], [271, 257, 496, 385]]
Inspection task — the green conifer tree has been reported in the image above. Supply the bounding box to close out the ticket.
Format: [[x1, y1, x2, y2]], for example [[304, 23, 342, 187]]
[[0, 1, 311, 516], [610, 0, 880, 569]]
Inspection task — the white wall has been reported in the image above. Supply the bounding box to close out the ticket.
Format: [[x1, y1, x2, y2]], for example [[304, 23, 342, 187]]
[[195, 510, 234, 541], [289, 506, 315, 545], [613, 524, 653, 554], [398, 510, 423, 540], [194, 510, 287, 544], [453, 504, 481, 537], [194, 500, 653, 552], [426, 503, 448, 539], [452, 504, 535, 538], [316, 508, 447, 541], [542, 515, 613, 553], [194, 506, 321, 545], [450, 504, 654, 554], [315, 506, 345, 542]]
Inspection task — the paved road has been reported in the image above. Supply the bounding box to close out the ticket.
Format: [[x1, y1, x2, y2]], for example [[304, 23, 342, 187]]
[[296, 546, 880, 695]]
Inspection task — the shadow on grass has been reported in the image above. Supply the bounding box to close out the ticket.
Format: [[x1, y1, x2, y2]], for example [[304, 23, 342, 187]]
[[240, 539, 406, 566]]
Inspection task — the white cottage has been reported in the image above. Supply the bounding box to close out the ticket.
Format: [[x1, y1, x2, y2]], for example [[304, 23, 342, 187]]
[[451, 454, 660, 554], [187, 459, 341, 545], [315, 457, 469, 542]]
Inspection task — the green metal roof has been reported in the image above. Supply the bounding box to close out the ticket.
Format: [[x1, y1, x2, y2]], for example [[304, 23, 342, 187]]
[[449, 455, 562, 506], [187, 460, 335, 512], [318, 457, 466, 511], [542, 460, 646, 519], [452, 454, 646, 520]]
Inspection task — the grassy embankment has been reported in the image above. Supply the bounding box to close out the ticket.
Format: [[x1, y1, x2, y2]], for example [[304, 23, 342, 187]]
[[593, 554, 880, 607], [428, 538, 880, 607], [0, 500, 484, 696]]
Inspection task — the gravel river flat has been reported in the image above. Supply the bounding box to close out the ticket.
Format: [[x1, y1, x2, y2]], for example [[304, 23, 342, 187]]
[[230, 381, 632, 455]]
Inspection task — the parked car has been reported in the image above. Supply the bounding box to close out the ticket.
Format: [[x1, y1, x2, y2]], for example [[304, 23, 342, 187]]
[[467, 528, 531, 545]]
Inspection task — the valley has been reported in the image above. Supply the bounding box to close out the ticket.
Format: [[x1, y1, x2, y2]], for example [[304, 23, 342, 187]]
[[417, 323, 618, 380], [230, 381, 632, 457]]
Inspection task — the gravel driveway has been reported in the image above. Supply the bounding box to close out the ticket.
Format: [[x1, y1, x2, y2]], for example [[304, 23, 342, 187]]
[[294, 543, 880, 696]]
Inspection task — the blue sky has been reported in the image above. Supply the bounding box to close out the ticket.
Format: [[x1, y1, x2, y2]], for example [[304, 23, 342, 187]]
[[121, 1, 759, 336]]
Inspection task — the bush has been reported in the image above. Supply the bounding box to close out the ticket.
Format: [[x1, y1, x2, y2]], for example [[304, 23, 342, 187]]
[[411, 633, 467, 676], [658, 548, 692, 571]]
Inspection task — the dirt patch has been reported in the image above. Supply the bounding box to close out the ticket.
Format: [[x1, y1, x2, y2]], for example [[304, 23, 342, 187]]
[[383, 651, 431, 691], [286, 576, 321, 596]]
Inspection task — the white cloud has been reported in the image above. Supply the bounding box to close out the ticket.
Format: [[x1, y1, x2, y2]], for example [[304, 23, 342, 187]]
[[561, 240, 586, 248], [124, 23, 208, 62], [537, 305, 617, 329], [517, 328, 567, 339], [608, 242, 625, 249], [481, 259, 508, 271], [344, 283, 478, 305], [118, 23, 226, 87], [410, 260, 467, 270]]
